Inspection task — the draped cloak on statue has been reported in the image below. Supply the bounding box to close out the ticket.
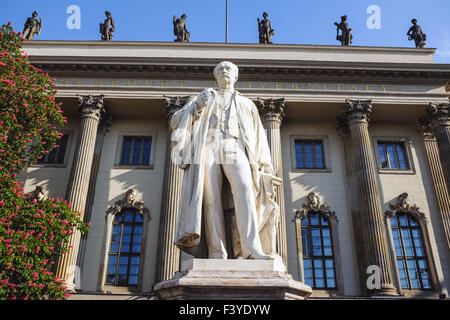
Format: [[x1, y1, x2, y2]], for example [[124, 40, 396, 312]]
[[170, 89, 280, 258]]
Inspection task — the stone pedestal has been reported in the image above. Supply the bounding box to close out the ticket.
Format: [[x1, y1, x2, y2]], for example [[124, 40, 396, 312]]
[[153, 259, 312, 300]]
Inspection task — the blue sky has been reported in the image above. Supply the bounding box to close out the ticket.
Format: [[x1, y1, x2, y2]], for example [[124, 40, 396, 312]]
[[1, 0, 449, 63]]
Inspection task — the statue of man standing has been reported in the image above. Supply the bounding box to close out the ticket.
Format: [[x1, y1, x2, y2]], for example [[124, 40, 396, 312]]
[[334, 15, 353, 46], [170, 61, 280, 261], [173, 14, 190, 42], [257, 12, 274, 44], [23, 11, 42, 40], [407, 19, 426, 48]]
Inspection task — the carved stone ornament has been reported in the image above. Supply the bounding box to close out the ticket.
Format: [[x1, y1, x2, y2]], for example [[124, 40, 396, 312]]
[[385, 192, 428, 225], [256, 98, 285, 122], [423, 103, 450, 130], [164, 96, 191, 121], [77, 94, 106, 120], [294, 192, 338, 223], [106, 189, 150, 220], [341, 99, 373, 124], [28, 185, 48, 202]]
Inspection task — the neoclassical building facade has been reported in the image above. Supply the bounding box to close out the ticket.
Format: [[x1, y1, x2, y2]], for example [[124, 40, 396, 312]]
[[19, 40, 450, 299]]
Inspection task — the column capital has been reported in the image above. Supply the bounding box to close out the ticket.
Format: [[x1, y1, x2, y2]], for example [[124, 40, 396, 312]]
[[340, 99, 373, 125], [416, 118, 435, 140], [77, 94, 105, 121], [164, 96, 191, 123], [424, 102, 450, 130], [256, 98, 286, 123]]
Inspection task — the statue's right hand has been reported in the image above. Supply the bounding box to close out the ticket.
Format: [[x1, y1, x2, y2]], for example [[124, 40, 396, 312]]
[[195, 89, 212, 109]]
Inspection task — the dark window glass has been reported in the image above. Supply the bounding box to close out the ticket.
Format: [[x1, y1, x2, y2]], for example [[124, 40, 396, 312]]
[[37, 134, 69, 164], [106, 208, 143, 287], [120, 137, 152, 166], [301, 212, 336, 289], [295, 140, 325, 169], [377, 142, 409, 170], [391, 213, 432, 290]]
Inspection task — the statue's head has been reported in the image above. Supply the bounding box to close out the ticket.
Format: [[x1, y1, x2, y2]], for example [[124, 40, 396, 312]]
[[105, 11, 111, 17], [411, 18, 417, 24], [263, 12, 268, 18], [341, 15, 347, 21], [214, 61, 239, 86], [126, 189, 137, 203], [32, 11, 38, 17], [181, 14, 187, 19], [307, 192, 320, 207]]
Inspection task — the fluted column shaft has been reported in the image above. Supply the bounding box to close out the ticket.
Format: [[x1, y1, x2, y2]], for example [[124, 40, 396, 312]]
[[433, 126, 450, 192], [257, 98, 288, 267], [56, 95, 105, 291], [339, 100, 397, 296], [154, 97, 189, 283], [418, 115, 450, 251]]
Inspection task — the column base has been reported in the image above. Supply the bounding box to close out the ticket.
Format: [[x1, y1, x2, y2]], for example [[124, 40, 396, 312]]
[[370, 284, 399, 297], [153, 259, 312, 300]]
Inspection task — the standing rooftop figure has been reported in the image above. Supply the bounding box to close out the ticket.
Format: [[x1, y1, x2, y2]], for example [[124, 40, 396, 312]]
[[257, 12, 274, 44], [22, 11, 42, 40], [407, 19, 427, 48], [173, 14, 190, 42], [334, 15, 352, 46], [100, 11, 115, 41]]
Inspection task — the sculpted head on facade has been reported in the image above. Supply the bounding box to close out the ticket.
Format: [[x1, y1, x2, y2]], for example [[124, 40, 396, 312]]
[[213, 61, 239, 87]]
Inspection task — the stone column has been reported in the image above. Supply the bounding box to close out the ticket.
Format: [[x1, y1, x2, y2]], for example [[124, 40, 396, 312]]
[[256, 98, 288, 267], [422, 103, 450, 194], [55, 95, 105, 292], [417, 121, 450, 251], [154, 96, 189, 283], [76, 111, 112, 285], [338, 100, 397, 296]]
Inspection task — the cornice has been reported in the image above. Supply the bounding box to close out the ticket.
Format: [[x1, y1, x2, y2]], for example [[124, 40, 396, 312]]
[[29, 59, 450, 85]]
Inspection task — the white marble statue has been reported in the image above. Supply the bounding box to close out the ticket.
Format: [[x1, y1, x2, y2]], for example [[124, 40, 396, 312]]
[[170, 61, 281, 261]]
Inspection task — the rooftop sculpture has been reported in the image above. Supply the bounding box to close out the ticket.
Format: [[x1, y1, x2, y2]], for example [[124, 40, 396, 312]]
[[173, 14, 190, 42], [334, 15, 352, 46], [100, 11, 115, 41], [257, 12, 274, 44], [22, 11, 42, 40], [407, 18, 426, 48]]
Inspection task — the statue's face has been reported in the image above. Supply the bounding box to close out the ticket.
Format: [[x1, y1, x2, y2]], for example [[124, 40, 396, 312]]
[[214, 62, 238, 86]]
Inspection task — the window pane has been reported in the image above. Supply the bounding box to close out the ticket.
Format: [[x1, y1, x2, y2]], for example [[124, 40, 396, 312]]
[[124, 211, 134, 222], [132, 138, 142, 165], [135, 213, 144, 223], [303, 258, 313, 287], [378, 144, 388, 168], [141, 138, 152, 165], [398, 215, 408, 226], [110, 225, 121, 252], [320, 215, 329, 226], [392, 229, 403, 257], [128, 275, 138, 285], [396, 144, 408, 169], [301, 228, 310, 256], [407, 260, 420, 289], [397, 259, 409, 288], [310, 213, 319, 226], [304, 143, 314, 168], [387, 144, 398, 169], [314, 143, 324, 169], [121, 137, 132, 165], [295, 141, 304, 169], [311, 228, 322, 256], [401, 229, 414, 256]]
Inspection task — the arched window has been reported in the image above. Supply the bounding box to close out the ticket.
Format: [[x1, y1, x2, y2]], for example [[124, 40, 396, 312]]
[[301, 211, 336, 289], [106, 208, 143, 286], [385, 193, 436, 292], [295, 192, 340, 291], [390, 212, 432, 290], [100, 189, 150, 292]]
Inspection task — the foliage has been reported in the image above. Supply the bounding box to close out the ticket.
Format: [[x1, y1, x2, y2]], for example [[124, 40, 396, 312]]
[[0, 22, 89, 300]]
